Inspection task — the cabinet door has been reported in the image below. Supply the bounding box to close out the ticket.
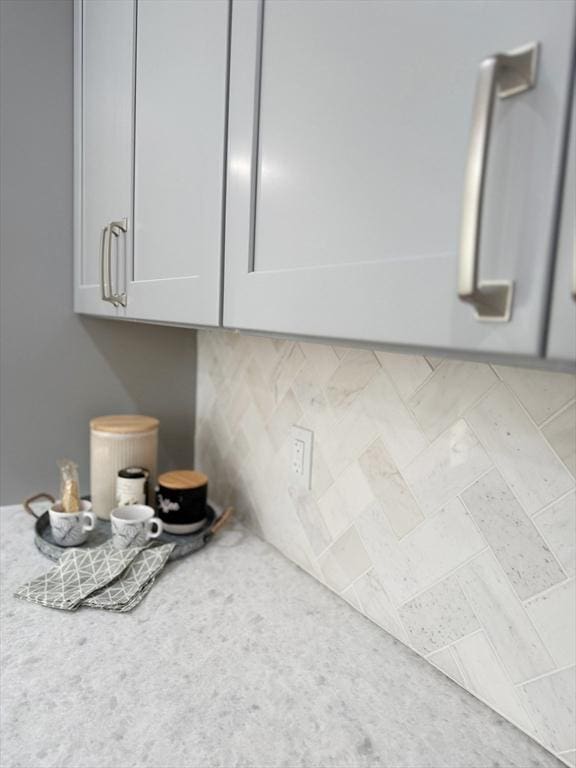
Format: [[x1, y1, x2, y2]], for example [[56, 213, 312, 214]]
[[547, 90, 576, 365], [125, 0, 229, 326], [225, 0, 575, 356], [74, 0, 134, 316]]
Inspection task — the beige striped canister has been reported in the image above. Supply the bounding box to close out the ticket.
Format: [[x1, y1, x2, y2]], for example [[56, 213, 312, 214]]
[[90, 415, 159, 520]]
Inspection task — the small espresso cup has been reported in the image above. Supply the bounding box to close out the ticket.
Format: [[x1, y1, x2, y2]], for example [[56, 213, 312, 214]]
[[49, 500, 96, 547], [110, 505, 163, 549]]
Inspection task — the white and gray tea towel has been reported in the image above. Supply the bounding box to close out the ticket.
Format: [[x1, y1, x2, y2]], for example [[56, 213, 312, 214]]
[[83, 543, 174, 612], [14, 542, 174, 612]]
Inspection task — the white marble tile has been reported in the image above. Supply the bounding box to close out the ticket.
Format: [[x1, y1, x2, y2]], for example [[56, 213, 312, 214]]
[[426, 647, 466, 687], [196, 369, 217, 413], [358, 438, 424, 538], [208, 401, 232, 447], [263, 500, 323, 578], [254, 495, 317, 576], [360, 370, 428, 468], [214, 333, 248, 381], [425, 355, 444, 369], [374, 351, 432, 401], [224, 427, 251, 472], [332, 344, 352, 359], [457, 551, 555, 683], [288, 488, 333, 557], [291, 362, 333, 432], [265, 388, 303, 450], [534, 492, 576, 577], [558, 749, 576, 767], [214, 377, 233, 416], [319, 398, 380, 478], [542, 402, 576, 477], [353, 569, 406, 641], [341, 583, 361, 610], [316, 484, 350, 542], [398, 575, 479, 654], [461, 468, 566, 599], [239, 402, 272, 453], [452, 631, 535, 733], [518, 666, 576, 753], [224, 379, 253, 438], [328, 525, 372, 585], [324, 348, 380, 414], [524, 580, 576, 669], [197, 330, 575, 761], [317, 462, 374, 539], [244, 356, 276, 421], [247, 439, 289, 512], [403, 420, 492, 516], [318, 547, 352, 593], [268, 343, 306, 406], [356, 502, 421, 602], [299, 341, 341, 386], [250, 334, 285, 380], [494, 365, 576, 425], [467, 383, 574, 515], [409, 360, 497, 440], [309, 443, 334, 501], [271, 338, 288, 353], [357, 498, 486, 604]]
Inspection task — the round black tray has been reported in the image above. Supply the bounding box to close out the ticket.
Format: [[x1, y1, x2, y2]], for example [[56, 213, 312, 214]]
[[24, 495, 232, 563]]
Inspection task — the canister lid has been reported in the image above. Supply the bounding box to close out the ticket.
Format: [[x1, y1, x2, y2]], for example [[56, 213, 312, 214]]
[[157, 470, 208, 490], [90, 415, 159, 434], [118, 467, 150, 479]]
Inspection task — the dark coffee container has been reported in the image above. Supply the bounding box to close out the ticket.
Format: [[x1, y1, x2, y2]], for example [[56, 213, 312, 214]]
[[156, 470, 208, 534]]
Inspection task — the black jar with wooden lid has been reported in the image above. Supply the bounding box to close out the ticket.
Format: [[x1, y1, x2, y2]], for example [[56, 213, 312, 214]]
[[155, 470, 208, 534]]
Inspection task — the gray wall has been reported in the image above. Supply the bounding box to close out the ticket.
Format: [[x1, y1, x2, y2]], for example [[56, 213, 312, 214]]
[[0, 0, 196, 504]]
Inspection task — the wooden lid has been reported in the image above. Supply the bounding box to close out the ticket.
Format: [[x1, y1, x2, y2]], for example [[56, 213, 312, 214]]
[[157, 470, 208, 490], [90, 415, 159, 434]]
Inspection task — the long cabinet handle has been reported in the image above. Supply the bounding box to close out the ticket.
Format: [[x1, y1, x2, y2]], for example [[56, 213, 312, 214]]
[[100, 224, 116, 305], [108, 218, 128, 308], [459, 43, 539, 322]]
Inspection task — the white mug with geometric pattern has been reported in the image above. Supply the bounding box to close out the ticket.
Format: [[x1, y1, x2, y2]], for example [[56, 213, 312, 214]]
[[110, 505, 163, 549], [49, 500, 96, 547]]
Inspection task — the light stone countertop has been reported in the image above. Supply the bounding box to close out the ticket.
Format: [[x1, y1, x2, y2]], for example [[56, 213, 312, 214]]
[[0, 504, 564, 768]]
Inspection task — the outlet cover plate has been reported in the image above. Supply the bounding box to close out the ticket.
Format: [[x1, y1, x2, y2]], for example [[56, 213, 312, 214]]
[[290, 426, 313, 490]]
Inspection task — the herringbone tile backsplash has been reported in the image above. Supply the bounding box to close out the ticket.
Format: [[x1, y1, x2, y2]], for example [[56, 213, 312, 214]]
[[195, 330, 576, 765]]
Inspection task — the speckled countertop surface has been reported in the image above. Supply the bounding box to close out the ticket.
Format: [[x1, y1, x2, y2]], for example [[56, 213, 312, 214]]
[[0, 504, 563, 768]]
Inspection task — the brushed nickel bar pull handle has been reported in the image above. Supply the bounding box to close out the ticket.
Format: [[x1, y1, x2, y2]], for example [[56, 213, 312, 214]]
[[459, 43, 538, 321], [105, 220, 118, 306], [108, 218, 128, 308], [100, 224, 115, 304]]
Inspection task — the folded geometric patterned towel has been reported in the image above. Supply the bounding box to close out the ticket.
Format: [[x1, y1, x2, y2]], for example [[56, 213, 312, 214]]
[[82, 543, 174, 612], [14, 541, 175, 612]]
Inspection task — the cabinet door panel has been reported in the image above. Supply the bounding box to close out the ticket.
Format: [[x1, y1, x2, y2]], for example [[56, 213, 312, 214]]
[[126, 0, 229, 326], [225, 0, 576, 355], [74, 0, 134, 316], [547, 91, 576, 364]]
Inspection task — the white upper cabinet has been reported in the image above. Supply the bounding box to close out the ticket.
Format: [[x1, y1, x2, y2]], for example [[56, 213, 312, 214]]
[[126, 0, 229, 326], [74, 0, 229, 325], [547, 90, 576, 364], [74, 0, 134, 316], [224, 0, 576, 356], [75, 0, 575, 366]]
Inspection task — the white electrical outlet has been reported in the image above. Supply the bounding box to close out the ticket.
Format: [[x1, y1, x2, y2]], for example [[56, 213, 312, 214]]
[[290, 426, 313, 489], [292, 438, 305, 475]]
